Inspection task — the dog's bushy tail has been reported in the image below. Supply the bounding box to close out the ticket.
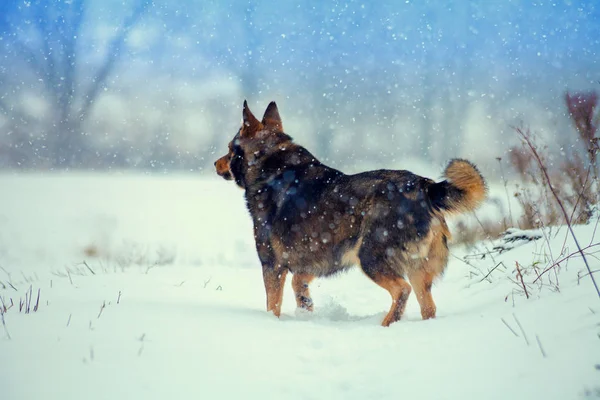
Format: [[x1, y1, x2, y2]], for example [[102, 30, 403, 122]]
[[428, 159, 487, 215]]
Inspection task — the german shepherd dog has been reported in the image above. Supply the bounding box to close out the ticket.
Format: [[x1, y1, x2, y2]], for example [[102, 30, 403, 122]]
[[215, 101, 486, 326]]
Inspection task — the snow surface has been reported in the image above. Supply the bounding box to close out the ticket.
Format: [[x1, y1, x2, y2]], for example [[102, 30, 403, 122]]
[[0, 173, 599, 400]]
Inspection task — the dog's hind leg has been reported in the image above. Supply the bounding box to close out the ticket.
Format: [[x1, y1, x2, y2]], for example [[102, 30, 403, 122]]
[[262, 266, 288, 318], [408, 230, 447, 320], [292, 273, 315, 311], [408, 269, 436, 320], [368, 271, 412, 327], [359, 258, 411, 326]]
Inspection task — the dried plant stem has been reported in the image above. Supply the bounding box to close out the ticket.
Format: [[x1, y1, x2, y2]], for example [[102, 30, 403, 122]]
[[536, 335, 547, 358], [203, 277, 212, 288], [1, 312, 10, 340], [567, 164, 592, 226], [0, 296, 11, 339], [517, 127, 600, 300], [590, 212, 600, 245], [533, 242, 600, 284], [83, 261, 96, 275], [496, 157, 513, 229], [0, 296, 7, 313], [479, 262, 506, 283], [513, 313, 529, 346], [578, 269, 600, 282], [26, 285, 33, 313], [515, 262, 530, 299], [33, 288, 40, 312], [501, 317, 519, 337]]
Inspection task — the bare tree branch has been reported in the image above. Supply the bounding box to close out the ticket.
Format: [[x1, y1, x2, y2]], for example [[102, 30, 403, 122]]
[[11, 38, 48, 79], [1, 0, 152, 167], [0, 96, 29, 124], [58, 0, 86, 125], [80, 1, 152, 119], [0, 97, 11, 117], [33, 3, 59, 99]]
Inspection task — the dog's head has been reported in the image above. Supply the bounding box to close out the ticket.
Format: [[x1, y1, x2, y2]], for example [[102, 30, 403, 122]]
[[214, 100, 289, 188]]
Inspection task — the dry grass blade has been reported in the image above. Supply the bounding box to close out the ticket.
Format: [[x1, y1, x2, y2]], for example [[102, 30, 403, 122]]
[[0, 296, 7, 314], [82, 261, 96, 275], [515, 262, 530, 299], [513, 313, 530, 346], [534, 242, 600, 284], [0, 295, 11, 340], [536, 334, 547, 358], [97, 301, 106, 319], [516, 127, 600, 300], [479, 262, 506, 283], [33, 288, 41, 312], [501, 317, 519, 337], [496, 157, 514, 229], [1, 311, 10, 340]]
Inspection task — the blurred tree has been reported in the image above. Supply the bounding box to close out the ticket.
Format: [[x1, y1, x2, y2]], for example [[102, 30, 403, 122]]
[[241, 2, 259, 97], [0, 0, 150, 168]]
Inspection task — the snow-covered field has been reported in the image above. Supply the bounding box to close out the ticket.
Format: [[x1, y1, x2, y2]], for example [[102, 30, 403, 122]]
[[0, 173, 598, 400]]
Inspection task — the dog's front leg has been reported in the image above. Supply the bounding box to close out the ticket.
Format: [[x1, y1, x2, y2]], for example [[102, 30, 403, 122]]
[[292, 273, 315, 311], [262, 265, 288, 317], [254, 223, 288, 317]]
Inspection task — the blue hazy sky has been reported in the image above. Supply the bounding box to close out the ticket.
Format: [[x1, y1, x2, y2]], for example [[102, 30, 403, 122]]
[[0, 0, 599, 170]]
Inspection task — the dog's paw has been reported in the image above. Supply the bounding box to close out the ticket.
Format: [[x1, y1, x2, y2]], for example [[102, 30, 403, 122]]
[[296, 295, 314, 311]]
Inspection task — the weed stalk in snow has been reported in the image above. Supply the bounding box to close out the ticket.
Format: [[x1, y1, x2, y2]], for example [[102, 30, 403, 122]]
[[0, 310, 10, 340], [0, 296, 7, 313], [203, 277, 212, 288], [0, 267, 17, 291], [516, 127, 600, 300], [513, 313, 530, 346], [496, 157, 514, 230], [33, 288, 40, 312], [515, 262, 530, 299], [0, 295, 11, 339], [479, 261, 506, 283], [534, 242, 600, 284], [82, 261, 96, 275], [500, 317, 519, 337], [536, 335, 547, 358]]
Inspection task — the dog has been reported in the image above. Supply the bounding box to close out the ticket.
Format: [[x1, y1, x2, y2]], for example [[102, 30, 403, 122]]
[[214, 101, 487, 326]]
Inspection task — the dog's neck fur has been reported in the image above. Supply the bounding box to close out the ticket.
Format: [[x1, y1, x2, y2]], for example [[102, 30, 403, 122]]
[[233, 133, 342, 221], [243, 137, 327, 188]]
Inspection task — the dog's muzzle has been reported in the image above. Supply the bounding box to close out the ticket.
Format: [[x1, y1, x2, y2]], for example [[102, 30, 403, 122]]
[[214, 156, 233, 180]]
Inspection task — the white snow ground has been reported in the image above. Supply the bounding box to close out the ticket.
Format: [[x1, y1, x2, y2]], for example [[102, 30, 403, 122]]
[[0, 173, 598, 400]]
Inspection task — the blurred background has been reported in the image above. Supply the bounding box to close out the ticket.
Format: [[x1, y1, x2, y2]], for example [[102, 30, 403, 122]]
[[0, 0, 598, 175]]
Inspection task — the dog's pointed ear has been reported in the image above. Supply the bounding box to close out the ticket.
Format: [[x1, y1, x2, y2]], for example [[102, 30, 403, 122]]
[[241, 100, 262, 137], [262, 101, 283, 131]]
